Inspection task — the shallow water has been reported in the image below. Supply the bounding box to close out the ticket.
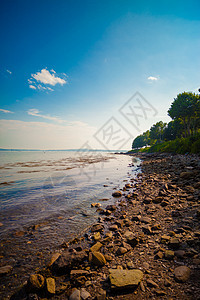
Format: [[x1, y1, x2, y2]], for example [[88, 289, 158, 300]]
[[0, 151, 140, 241], [0, 151, 141, 298]]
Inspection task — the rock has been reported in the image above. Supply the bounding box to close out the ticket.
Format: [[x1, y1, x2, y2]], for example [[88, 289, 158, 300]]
[[132, 215, 141, 221], [106, 205, 117, 211], [180, 172, 193, 179], [70, 270, 89, 278], [96, 288, 106, 300], [116, 247, 128, 255], [90, 251, 106, 266], [48, 252, 61, 267], [0, 265, 13, 276], [46, 277, 55, 294], [143, 262, 149, 270], [124, 231, 138, 248], [161, 200, 169, 207], [90, 242, 103, 252], [165, 250, 174, 260], [169, 238, 180, 249], [91, 223, 104, 232], [28, 274, 45, 290], [161, 235, 171, 243], [109, 225, 118, 231], [80, 288, 91, 299], [140, 281, 145, 292], [174, 266, 191, 282], [146, 279, 159, 288], [151, 224, 161, 231], [175, 250, 185, 258], [153, 197, 163, 204], [155, 290, 167, 296], [154, 251, 164, 259], [104, 254, 112, 261], [51, 251, 87, 274], [93, 232, 101, 241], [143, 197, 152, 204], [109, 269, 143, 290], [69, 288, 81, 300], [164, 279, 172, 287], [125, 183, 131, 188], [142, 225, 152, 235], [91, 203, 101, 207], [112, 191, 122, 197], [126, 261, 135, 269]]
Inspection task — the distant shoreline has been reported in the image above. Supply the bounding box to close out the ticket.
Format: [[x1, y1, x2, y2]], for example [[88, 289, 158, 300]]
[[0, 148, 128, 152]]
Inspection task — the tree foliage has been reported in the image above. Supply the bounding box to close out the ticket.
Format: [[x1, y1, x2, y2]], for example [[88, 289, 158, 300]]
[[168, 92, 200, 137], [132, 91, 200, 149]]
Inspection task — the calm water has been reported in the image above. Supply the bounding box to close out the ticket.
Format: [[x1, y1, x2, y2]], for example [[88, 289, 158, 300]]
[[0, 151, 140, 241]]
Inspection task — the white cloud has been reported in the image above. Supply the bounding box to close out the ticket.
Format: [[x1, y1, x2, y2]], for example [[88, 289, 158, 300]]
[[148, 76, 159, 81], [6, 70, 12, 74], [27, 108, 66, 123], [0, 108, 13, 113], [31, 69, 66, 86], [29, 85, 37, 90], [0, 119, 97, 149], [28, 68, 67, 92]]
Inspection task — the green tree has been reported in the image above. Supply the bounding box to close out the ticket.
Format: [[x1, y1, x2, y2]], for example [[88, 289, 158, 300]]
[[163, 119, 184, 140], [168, 92, 200, 137], [149, 121, 167, 143], [132, 130, 150, 148]]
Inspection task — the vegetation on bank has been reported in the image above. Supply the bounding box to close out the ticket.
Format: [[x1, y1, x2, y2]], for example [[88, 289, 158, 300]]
[[130, 91, 200, 154]]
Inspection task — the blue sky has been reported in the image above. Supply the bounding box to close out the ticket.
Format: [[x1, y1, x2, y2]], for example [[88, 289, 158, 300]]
[[0, 0, 200, 149]]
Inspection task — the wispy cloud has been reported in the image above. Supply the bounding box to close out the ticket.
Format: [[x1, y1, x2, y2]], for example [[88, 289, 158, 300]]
[[0, 119, 97, 149], [27, 108, 66, 123], [0, 108, 13, 114], [148, 76, 159, 81], [6, 69, 12, 75], [28, 68, 67, 92]]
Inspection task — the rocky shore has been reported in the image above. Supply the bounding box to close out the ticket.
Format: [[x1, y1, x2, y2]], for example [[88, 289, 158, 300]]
[[1, 153, 200, 300]]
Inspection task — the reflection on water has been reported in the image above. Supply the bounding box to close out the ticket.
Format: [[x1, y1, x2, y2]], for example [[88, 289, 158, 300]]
[[0, 151, 140, 243], [0, 151, 141, 298]]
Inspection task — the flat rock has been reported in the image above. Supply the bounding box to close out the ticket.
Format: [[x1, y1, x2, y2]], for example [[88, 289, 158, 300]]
[[0, 265, 13, 276], [174, 266, 191, 282], [80, 288, 91, 299], [51, 251, 87, 274], [109, 269, 143, 290], [91, 223, 104, 232], [165, 250, 174, 260], [90, 242, 102, 252], [69, 288, 80, 300]]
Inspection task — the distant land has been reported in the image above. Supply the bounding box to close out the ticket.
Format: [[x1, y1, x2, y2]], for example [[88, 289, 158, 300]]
[[0, 148, 126, 152]]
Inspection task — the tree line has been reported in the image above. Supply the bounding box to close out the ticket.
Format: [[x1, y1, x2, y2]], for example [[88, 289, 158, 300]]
[[132, 91, 200, 149]]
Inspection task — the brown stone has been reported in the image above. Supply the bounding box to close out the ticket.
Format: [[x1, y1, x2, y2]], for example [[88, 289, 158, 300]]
[[112, 191, 122, 197], [174, 266, 191, 282]]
